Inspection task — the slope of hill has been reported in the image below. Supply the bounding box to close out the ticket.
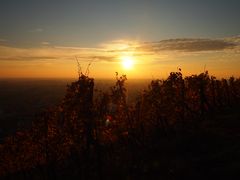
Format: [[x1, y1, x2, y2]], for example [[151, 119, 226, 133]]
[[0, 71, 240, 179]]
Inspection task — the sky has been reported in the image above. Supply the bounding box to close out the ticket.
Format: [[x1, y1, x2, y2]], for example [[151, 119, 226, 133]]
[[0, 0, 240, 79]]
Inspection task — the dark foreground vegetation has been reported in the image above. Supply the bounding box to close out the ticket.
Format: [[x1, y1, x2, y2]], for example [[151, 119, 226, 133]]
[[0, 70, 240, 179]]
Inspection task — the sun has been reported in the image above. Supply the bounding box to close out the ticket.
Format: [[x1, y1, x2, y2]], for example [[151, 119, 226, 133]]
[[121, 55, 134, 70]]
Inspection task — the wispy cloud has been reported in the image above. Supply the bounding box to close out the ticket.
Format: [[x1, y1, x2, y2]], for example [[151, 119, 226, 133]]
[[41, 41, 50, 45], [55, 46, 104, 52], [137, 38, 236, 52], [0, 38, 7, 42], [29, 28, 44, 33], [99, 37, 240, 61], [0, 45, 113, 62], [0, 36, 239, 63], [0, 39, 7, 43], [76, 55, 118, 62]]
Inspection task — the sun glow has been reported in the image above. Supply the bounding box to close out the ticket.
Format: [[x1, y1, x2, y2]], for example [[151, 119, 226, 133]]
[[121, 55, 134, 70]]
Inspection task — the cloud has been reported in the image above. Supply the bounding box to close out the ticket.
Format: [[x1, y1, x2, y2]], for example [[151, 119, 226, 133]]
[[0, 45, 116, 62], [137, 38, 237, 53], [0, 36, 239, 64], [55, 46, 103, 52], [99, 37, 240, 61], [41, 41, 50, 45], [75, 55, 118, 62], [0, 39, 7, 42], [29, 28, 43, 33]]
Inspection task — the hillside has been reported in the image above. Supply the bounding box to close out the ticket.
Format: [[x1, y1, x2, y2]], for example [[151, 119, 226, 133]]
[[0, 71, 240, 179]]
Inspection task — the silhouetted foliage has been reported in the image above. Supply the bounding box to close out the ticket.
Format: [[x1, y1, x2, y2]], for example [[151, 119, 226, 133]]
[[0, 71, 240, 179]]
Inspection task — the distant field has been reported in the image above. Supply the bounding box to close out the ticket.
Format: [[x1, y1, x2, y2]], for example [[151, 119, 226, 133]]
[[0, 78, 149, 135]]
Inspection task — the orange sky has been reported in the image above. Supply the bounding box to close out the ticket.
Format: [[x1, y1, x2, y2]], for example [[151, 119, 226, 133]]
[[1, 37, 240, 79], [1, 1, 240, 79]]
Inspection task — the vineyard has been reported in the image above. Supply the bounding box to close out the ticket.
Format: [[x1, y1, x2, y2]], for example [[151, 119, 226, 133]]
[[0, 70, 240, 179]]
